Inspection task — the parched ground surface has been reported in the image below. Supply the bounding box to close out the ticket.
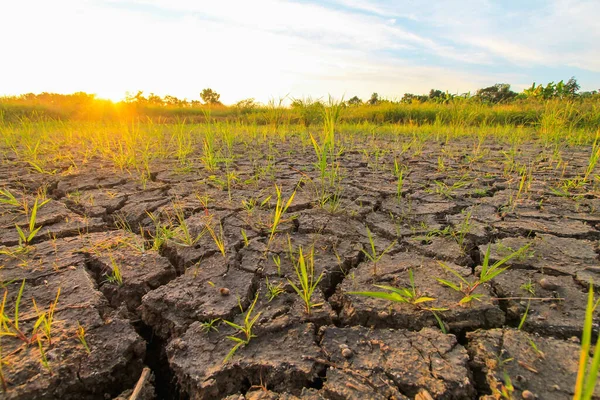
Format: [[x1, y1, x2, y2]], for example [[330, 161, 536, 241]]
[[1, 133, 599, 399]]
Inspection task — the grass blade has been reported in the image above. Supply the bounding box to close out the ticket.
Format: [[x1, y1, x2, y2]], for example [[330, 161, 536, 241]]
[[14, 280, 25, 331], [348, 291, 407, 303], [29, 198, 39, 233], [575, 283, 596, 398], [436, 278, 461, 292], [437, 261, 470, 286]]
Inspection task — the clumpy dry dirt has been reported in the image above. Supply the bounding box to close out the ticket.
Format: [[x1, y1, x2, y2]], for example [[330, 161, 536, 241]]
[[1, 134, 599, 399], [467, 328, 600, 399]]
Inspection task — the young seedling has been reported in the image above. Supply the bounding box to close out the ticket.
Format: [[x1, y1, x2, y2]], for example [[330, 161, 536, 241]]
[[104, 255, 123, 285], [484, 354, 515, 399], [349, 269, 446, 311], [317, 185, 342, 214], [272, 254, 282, 276], [393, 159, 406, 203], [266, 184, 296, 250], [436, 243, 531, 305], [175, 205, 202, 246], [0, 280, 61, 351], [452, 210, 472, 253], [15, 197, 49, 249], [226, 170, 239, 201], [196, 193, 211, 213], [201, 137, 218, 171], [222, 293, 262, 363], [37, 337, 51, 373], [265, 277, 285, 302], [241, 229, 249, 247], [0, 280, 28, 343], [497, 370, 515, 399], [114, 215, 147, 254], [437, 155, 446, 172], [76, 322, 91, 354], [199, 318, 221, 334], [310, 132, 329, 181], [431, 178, 468, 199], [362, 227, 396, 276], [147, 211, 175, 251], [204, 216, 226, 257], [0, 188, 20, 207], [242, 197, 257, 214], [66, 190, 82, 205], [311, 99, 339, 181], [520, 279, 536, 296], [309, 97, 344, 202], [27, 160, 57, 175], [509, 164, 532, 211], [32, 287, 60, 345], [573, 282, 600, 399], [288, 246, 324, 315]]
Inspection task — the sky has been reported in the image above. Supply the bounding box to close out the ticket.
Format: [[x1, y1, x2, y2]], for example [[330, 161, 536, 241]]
[[1, 0, 599, 104]]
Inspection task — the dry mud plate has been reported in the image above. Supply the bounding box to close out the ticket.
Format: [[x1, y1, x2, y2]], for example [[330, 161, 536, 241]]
[[1, 133, 599, 399]]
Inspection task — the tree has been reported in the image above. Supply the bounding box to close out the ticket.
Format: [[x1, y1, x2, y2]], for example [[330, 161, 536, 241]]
[[147, 93, 163, 105], [347, 96, 362, 106], [580, 90, 599, 99], [542, 82, 556, 99], [564, 77, 580, 97], [124, 90, 147, 103], [476, 83, 517, 104], [553, 78, 580, 99], [200, 88, 221, 105], [368, 92, 380, 105], [522, 78, 580, 99], [401, 93, 428, 103], [163, 95, 183, 106], [428, 89, 444, 101]]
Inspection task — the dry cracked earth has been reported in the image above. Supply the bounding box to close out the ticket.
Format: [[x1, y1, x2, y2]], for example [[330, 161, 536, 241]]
[[0, 136, 599, 399]]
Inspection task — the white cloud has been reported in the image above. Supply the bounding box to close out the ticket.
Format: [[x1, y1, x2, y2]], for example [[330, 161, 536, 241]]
[[0, 0, 597, 102], [332, 0, 420, 22], [351, 0, 600, 72], [457, 37, 547, 66]]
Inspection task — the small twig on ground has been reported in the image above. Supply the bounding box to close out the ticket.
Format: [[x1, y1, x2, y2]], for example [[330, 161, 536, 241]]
[[129, 367, 151, 400], [491, 297, 565, 301]]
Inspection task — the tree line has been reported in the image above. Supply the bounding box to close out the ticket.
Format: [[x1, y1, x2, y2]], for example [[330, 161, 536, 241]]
[[349, 77, 594, 106], [3, 77, 597, 111]]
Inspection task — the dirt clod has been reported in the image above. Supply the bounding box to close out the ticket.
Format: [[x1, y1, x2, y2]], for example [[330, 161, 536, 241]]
[[538, 277, 559, 290], [521, 389, 535, 399], [341, 347, 353, 358], [467, 328, 600, 399]]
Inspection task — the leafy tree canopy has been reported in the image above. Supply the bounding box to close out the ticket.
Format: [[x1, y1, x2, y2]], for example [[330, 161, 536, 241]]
[[200, 88, 221, 105]]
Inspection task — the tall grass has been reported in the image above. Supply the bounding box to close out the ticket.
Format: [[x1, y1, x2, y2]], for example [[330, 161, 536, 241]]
[[2, 94, 599, 137]]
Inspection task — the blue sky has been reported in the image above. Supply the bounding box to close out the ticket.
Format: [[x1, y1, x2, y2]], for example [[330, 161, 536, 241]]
[[1, 0, 599, 103]]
